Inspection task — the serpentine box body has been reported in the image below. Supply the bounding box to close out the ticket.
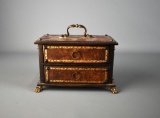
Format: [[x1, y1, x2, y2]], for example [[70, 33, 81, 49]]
[[34, 24, 118, 93]]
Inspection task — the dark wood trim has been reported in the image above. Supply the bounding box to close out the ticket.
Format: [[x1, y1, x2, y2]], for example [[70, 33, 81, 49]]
[[38, 45, 45, 83], [43, 62, 110, 67], [37, 81, 116, 87], [108, 45, 115, 84], [34, 41, 118, 45]]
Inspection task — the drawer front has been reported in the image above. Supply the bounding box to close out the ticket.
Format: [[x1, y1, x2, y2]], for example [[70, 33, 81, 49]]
[[44, 46, 108, 63], [45, 66, 108, 83]]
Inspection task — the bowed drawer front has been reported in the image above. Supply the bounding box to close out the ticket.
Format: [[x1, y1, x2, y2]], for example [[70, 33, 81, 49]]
[[44, 46, 108, 63], [34, 24, 118, 94]]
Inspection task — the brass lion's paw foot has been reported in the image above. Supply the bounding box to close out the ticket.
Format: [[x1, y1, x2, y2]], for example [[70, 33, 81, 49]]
[[110, 87, 118, 94], [34, 86, 43, 93]]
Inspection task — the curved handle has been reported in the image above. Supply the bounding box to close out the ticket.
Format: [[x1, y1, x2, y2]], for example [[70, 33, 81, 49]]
[[71, 50, 81, 59], [60, 24, 93, 38], [72, 72, 81, 80], [67, 24, 87, 37]]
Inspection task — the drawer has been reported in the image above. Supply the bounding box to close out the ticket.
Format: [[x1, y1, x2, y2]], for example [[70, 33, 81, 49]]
[[44, 46, 108, 63], [45, 66, 108, 83]]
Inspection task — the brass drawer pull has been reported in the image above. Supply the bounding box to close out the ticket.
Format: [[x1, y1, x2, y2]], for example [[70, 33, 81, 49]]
[[71, 50, 81, 59], [72, 72, 81, 80]]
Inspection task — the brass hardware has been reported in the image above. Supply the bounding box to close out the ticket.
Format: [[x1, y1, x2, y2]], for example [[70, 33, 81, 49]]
[[34, 86, 43, 93], [71, 50, 81, 60], [72, 72, 81, 80], [49, 67, 108, 71], [67, 24, 87, 36], [49, 80, 105, 83], [105, 50, 108, 60], [109, 87, 118, 94], [44, 49, 48, 61], [59, 24, 93, 38], [46, 46, 106, 49], [45, 69, 48, 82], [45, 67, 49, 82], [60, 34, 68, 38]]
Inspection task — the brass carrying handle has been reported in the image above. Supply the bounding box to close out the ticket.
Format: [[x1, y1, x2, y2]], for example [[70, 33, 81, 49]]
[[72, 72, 81, 80], [60, 24, 93, 38], [71, 50, 81, 59], [67, 24, 87, 37]]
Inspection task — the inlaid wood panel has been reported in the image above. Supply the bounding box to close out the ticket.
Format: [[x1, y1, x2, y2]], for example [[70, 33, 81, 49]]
[[44, 46, 108, 63], [45, 66, 108, 83]]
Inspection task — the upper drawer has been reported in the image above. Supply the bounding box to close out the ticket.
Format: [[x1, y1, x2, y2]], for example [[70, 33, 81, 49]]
[[44, 46, 108, 63]]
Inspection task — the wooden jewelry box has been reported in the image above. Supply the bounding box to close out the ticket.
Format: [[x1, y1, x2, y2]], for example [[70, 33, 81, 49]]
[[34, 24, 118, 94]]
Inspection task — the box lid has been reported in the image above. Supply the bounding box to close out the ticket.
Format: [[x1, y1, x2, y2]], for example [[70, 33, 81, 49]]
[[34, 34, 118, 45], [34, 24, 118, 45]]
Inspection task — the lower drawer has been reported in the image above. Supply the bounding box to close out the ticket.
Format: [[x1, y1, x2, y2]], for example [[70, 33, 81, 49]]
[[45, 66, 108, 83]]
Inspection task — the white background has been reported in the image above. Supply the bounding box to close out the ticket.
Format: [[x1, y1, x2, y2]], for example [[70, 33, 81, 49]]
[[0, 1, 160, 118], [0, 0, 160, 53]]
